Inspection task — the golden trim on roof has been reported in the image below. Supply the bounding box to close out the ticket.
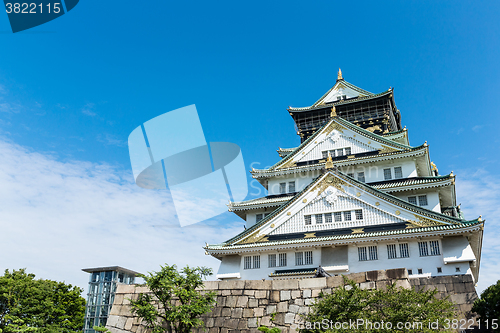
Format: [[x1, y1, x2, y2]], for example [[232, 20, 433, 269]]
[[337, 68, 343, 80], [310, 174, 350, 195]]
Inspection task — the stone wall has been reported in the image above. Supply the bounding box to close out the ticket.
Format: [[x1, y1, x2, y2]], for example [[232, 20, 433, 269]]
[[105, 269, 478, 333]]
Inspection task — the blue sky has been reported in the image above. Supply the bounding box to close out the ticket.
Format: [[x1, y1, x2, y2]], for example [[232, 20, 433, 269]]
[[0, 1, 499, 294]]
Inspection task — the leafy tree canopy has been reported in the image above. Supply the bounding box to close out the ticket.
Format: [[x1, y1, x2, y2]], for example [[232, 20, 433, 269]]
[[473, 279, 500, 332], [0, 269, 86, 333], [301, 278, 456, 333], [130, 264, 217, 333]]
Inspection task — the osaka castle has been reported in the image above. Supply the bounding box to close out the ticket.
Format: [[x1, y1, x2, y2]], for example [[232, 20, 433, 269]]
[[204, 69, 484, 282]]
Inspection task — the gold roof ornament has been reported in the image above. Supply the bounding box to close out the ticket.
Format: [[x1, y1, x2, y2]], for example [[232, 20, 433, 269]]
[[330, 106, 337, 117], [337, 68, 343, 80], [325, 151, 334, 169]]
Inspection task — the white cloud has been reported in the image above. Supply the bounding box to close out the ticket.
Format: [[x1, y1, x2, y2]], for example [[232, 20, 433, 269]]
[[0, 138, 243, 294], [455, 168, 500, 294], [81, 102, 96, 116]]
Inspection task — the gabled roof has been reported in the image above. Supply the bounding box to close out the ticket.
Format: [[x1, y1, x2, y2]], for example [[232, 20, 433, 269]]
[[209, 169, 480, 248], [262, 116, 420, 172], [311, 78, 374, 107]]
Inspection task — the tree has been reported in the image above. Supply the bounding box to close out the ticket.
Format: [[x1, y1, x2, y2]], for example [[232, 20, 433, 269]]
[[473, 279, 500, 332], [0, 269, 86, 333], [301, 277, 456, 333], [130, 264, 217, 333]]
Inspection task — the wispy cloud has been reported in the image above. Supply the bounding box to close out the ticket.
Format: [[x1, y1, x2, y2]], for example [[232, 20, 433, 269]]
[[97, 133, 127, 147], [0, 102, 20, 114], [455, 168, 500, 293], [472, 125, 483, 132], [81, 102, 96, 116], [0, 138, 242, 294]]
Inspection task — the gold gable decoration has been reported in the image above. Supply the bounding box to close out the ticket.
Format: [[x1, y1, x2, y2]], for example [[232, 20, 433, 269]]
[[238, 231, 269, 244], [378, 145, 398, 154], [278, 159, 297, 169], [324, 121, 345, 136], [406, 214, 448, 229], [310, 174, 350, 195]]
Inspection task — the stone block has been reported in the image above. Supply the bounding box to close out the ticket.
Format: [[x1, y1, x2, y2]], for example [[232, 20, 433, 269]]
[[232, 289, 244, 295], [206, 317, 215, 327], [273, 279, 298, 290], [232, 308, 243, 318], [289, 304, 300, 313], [277, 301, 288, 312], [445, 283, 455, 293], [110, 305, 121, 316], [116, 284, 136, 294], [280, 290, 291, 301], [366, 270, 387, 281], [135, 286, 149, 294], [248, 318, 258, 328], [217, 296, 226, 307], [212, 307, 222, 317], [244, 290, 255, 296], [245, 279, 272, 290], [294, 298, 304, 305], [271, 290, 280, 302], [395, 280, 411, 290], [345, 285, 353, 291], [125, 318, 133, 330], [436, 284, 446, 292], [225, 319, 239, 329], [221, 289, 231, 296], [215, 317, 225, 327], [254, 307, 264, 317], [119, 305, 132, 316], [273, 313, 285, 325], [321, 288, 332, 295], [204, 281, 220, 290], [450, 293, 467, 305], [220, 329, 228, 333], [116, 316, 128, 329], [346, 272, 366, 283], [285, 313, 295, 324], [298, 306, 309, 314], [113, 294, 124, 305], [386, 268, 408, 279], [222, 308, 232, 316], [312, 289, 322, 297], [226, 296, 238, 307], [237, 296, 249, 307], [260, 316, 271, 327], [305, 298, 315, 305], [238, 319, 248, 329], [109, 328, 131, 333], [106, 315, 119, 327], [359, 281, 376, 290], [299, 277, 326, 289], [409, 278, 420, 286], [259, 299, 269, 306], [291, 290, 301, 299], [209, 328, 219, 333], [243, 308, 254, 318], [266, 305, 277, 315], [455, 283, 467, 293], [219, 280, 246, 290], [255, 290, 267, 299], [248, 298, 259, 308], [302, 289, 311, 298], [122, 297, 131, 305], [327, 275, 344, 288]]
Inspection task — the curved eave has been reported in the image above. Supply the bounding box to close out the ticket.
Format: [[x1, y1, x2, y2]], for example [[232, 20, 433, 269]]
[[205, 220, 483, 252], [228, 197, 291, 211], [371, 175, 455, 192], [289, 89, 391, 112], [252, 145, 429, 179]]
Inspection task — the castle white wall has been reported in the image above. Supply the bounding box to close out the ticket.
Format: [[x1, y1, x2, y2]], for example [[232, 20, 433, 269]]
[[217, 238, 473, 281], [392, 191, 441, 213]]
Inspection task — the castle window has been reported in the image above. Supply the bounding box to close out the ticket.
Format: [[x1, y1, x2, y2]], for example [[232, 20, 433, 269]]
[[408, 196, 417, 205], [394, 166, 403, 179], [315, 214, 323, 224], [304, 215, 312, 225], [288, 181, 296, 193], [430, 240, 440, 255], [355, 209, 363, 220], [256, 214, 263, 223], [344, 211, 352, 221], [253, 256, 260, 269], [279, 183, 286, 194], [437, 267, 442, 273], [368, 246, 378, 260], [358, 247, 368, 261], [418, 195, 428, 206], [418, 268, 423, 274], [418, 242, 429, 256], [399, 243, 409, 258], [456, 267, 460, 272], [295, 252, 304, 266], [334, 212, 342, 222], [408, 269, 413, 275], [305, 251, 313, 265], [325, 213, 332, 223], [337, 148, 343, 156], [345, 147, 352, 155], [387, 244, 397, 259], [278, 253, 287, 267], [244, 256, 252, 269], [322, 151, 328, 159], [384, 168, 392, 180], [357, 172, 365, 182], [330, 150, 336, 157], [268, 254, 276, 267]]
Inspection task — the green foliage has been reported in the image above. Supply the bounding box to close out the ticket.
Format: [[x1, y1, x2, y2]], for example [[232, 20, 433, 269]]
[[473, 279, 500, 332], [301, 277, 456, 333], [129, 264, 217, 333], [92, 326, 111, 333], [258, 326, 282, 333], [0, 269, 85, 333]]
